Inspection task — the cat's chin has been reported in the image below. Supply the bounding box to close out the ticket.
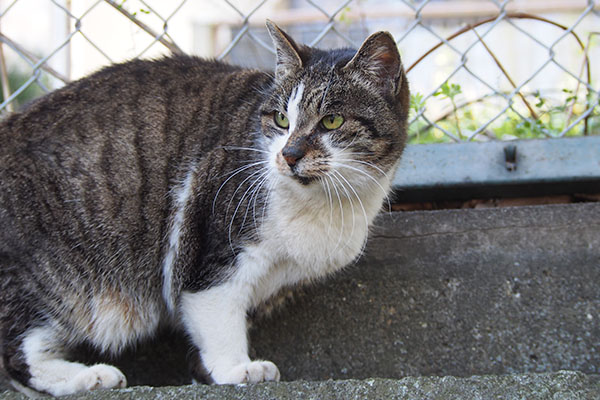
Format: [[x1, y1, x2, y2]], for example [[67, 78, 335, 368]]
[[292, 175, 317, 186], [277, 170, 321, 187], [275, 163, 320, 186]]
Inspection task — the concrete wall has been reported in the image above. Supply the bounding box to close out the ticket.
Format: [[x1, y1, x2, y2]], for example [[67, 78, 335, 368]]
[[1, 203, 599, 397]]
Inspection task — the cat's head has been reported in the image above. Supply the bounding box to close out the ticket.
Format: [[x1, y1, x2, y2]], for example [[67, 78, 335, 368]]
[[260, 21, 409, 194]]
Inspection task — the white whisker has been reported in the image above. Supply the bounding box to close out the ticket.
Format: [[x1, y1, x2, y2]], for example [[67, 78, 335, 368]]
[[320, 177, 334, 236], [261, 175, 279, 226], [248, 171, 271, 235], [333, 162, 392, 214], [325, 174, 345, 258], [335, 158, 390, 180], [221, 146, 270, 154], [333, 170, 369, 233], [337, 133, 360, 154], [226, 167, 268, 252], [333, 170, 371, 267], [211, 160, 268, 214], [329, 171, 356, 253], [237, 169, 270, 237], [342, 151, 374, 157], [214, 160, 268, 180]]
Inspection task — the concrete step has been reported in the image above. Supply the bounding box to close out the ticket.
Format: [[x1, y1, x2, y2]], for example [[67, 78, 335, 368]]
[[1, 203, 599, 397], [2, 371, 600, 399]]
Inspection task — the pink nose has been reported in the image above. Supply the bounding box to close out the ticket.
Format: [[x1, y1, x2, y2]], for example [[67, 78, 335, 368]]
[[281, 146, 305, 167]]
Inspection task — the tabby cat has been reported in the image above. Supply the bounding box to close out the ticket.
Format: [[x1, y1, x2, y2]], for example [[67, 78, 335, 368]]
[[0, 21, 409, 396]]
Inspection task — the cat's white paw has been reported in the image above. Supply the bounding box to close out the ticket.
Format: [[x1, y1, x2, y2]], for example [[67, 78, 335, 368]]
[[214, 360, 280, 384], [71, 364, 127, 392]]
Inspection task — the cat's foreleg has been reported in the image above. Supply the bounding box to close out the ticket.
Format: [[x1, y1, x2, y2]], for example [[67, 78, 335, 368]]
[[180, 282, 280, 384]]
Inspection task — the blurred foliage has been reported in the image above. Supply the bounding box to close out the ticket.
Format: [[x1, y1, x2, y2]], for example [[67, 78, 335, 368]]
[[408, 86, 600, 144], [1, 69, 47, 111]]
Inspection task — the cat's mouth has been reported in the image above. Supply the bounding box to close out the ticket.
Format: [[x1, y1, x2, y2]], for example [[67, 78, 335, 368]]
[[275, 151, 321, 185]]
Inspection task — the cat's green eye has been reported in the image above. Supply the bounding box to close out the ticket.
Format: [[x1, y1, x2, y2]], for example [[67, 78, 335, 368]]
[[321, 114, 344, 130], [274, 112, 289, 129]]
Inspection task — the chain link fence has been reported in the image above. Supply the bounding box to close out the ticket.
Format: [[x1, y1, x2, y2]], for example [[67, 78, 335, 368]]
[[0, 0, 598, 143]]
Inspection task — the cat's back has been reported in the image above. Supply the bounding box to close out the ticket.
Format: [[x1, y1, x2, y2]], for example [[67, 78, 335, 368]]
[[0, 54, 270, 204], [0, 55, 254, 155], [0, 55, 271, 281]]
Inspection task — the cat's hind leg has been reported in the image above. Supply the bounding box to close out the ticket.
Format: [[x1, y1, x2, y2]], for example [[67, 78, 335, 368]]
[[6, 325, 126, 396]]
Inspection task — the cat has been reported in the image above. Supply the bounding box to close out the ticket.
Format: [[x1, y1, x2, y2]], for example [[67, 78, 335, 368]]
[[0, 20, 409, 396]]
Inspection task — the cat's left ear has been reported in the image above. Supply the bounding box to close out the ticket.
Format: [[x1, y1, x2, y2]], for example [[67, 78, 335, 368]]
[[266, 20, 305, 78], [343, 31, 404, 96]]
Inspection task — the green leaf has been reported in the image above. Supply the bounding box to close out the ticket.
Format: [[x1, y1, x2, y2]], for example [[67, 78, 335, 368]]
[[434, 81, 461, 100], [410, 92, 425, 114], [565, 95, 577, 103]]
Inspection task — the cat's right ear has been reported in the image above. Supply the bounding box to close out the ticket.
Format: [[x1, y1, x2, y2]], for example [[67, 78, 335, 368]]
[[266, 20, 304, 78]]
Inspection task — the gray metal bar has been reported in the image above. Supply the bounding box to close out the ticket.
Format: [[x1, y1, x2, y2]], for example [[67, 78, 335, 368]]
[[393, 136, 600, 201]]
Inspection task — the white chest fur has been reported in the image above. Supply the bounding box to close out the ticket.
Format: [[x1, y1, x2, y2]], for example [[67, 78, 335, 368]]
[[232, 79, 396, 306], [236, 172, 390, 308]]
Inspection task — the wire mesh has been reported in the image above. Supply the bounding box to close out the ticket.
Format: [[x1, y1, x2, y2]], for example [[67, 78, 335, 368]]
[[0, 0, 598, 143]]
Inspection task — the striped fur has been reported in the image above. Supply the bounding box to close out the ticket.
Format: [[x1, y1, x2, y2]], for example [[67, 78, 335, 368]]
[[0, 22, 409, 395]]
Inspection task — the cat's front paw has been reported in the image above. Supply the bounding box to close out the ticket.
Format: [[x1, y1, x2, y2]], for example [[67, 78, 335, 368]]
[[72, 364, 127, 392], [214, 360, 280, 384]]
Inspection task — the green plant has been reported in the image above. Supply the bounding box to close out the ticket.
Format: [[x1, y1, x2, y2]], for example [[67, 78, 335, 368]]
[[404, 11, 599, 144], [118, 0, 150, 17], [407, 88, 599, 144], [408, 92, 452, 144], [410, 92, 425, 115], [434, 81, 464, 139]]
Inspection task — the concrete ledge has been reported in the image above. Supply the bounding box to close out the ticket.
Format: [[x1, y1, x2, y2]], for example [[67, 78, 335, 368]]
[[2, 371, 600, 399], [251, 203, 600, 380], [1, 203, 599, 396]]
